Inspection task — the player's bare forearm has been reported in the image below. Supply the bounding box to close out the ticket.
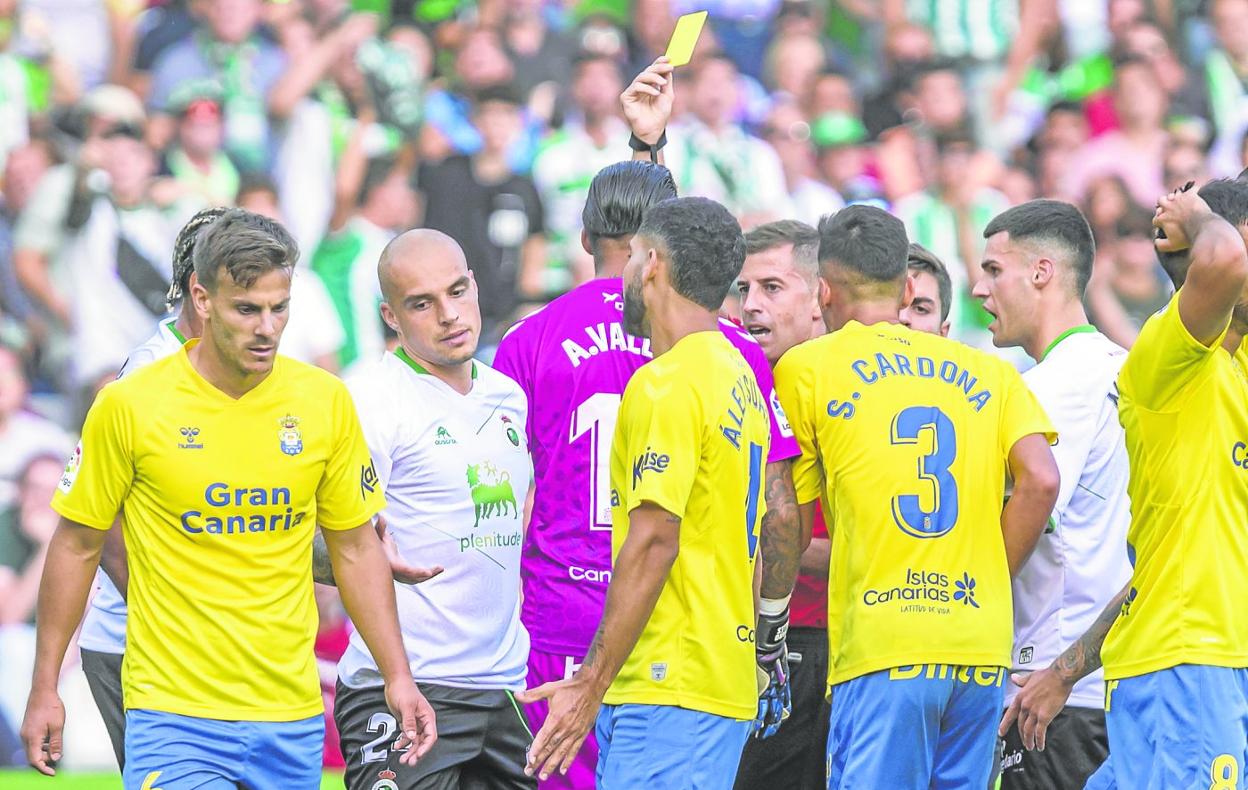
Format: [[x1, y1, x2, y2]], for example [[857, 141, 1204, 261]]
[[99, 514, 129, 600], [759, 460, 802, 600], [1002, 434, 1060, 576], [311, 528, 335, 585], [321, 524, 410, 683], [1052, 582, 1130, 685], [579, 503, 680, 694], [31, 519, 107, 691], [799, 536, 830, 579]]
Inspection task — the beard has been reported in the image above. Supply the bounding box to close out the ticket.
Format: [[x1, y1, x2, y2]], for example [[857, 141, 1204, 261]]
[[623, 273, 649, 338]]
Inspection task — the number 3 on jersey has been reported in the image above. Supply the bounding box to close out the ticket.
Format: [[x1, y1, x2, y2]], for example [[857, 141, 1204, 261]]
[[890, 406, 958, 538], [570, 393, 622, 531]]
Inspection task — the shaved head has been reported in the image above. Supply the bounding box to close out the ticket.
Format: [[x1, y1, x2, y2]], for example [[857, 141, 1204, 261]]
[[379, 229, 469, 306], [377, 228, 481, 372]]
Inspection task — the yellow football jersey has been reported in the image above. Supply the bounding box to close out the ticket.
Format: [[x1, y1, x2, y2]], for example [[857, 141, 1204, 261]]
[[603, 331, 769, 720], [774, 321, 1055, 687], [1103, 294, 1248, 679], [53, 343, 383, 721]]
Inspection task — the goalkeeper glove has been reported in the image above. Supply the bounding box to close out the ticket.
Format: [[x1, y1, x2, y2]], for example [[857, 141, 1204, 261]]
[[753, 601, 792, 739]]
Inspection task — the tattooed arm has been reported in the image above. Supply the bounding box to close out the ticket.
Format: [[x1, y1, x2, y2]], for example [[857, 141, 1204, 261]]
[[998, 582, 1131, 750], [517, 502, 680, 781], [759, 460, 804, 601], [313, 528, 336, 585]]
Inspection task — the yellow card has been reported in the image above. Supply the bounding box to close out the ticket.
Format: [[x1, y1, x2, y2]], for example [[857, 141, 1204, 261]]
[[665, 11, 708, 68]]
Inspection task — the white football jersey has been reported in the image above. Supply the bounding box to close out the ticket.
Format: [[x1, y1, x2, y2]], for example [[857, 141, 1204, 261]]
[[1011, 328, 1133, 708], [78, 318, 187, 655], [337, 350, 532, 690]]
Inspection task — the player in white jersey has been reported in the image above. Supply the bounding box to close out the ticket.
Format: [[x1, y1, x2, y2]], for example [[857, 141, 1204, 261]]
[[973, 200, 1133, 790], [324, 230, 536, 790], [77, 207, 226, 769]]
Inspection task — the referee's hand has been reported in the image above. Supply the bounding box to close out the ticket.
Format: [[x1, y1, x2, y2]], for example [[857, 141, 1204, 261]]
[[517, 675, 601, 781], [20, 687, 65, 776], [387, 680, 438, 766]]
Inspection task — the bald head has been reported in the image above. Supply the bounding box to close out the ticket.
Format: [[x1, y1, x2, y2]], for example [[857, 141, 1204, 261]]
[[377, 229, 482, 370], [379, 229, 469, 306]]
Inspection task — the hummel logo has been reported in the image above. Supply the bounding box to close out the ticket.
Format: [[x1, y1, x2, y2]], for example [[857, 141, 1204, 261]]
[[178, 427, 203, 449]]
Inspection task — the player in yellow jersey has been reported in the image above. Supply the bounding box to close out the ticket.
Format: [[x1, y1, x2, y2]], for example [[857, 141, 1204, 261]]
[[1007, 179, 1248, 788], [519, 197, 770, 789], [773, 205, 1059, 789], [20, 209, 435, 788]]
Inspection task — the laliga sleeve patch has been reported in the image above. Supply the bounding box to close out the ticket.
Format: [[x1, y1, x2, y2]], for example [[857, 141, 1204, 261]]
[[59, 442, 83, 494]]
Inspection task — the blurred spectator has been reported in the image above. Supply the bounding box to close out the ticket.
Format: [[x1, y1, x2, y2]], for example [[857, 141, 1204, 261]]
[[1062, 56, 1168, 206], [1037, 100, 1090, 153], [532, 53, 627, 295], [310, 152, 416, 371], [127, 0, 202, 99], [0, 0, 81, 177], [894, 131, 1008, 344], [861, 22, 935, 138], [0, 346, 70, 546], [1121, 18, 1210, 124], [502, 0, 575, 101], [764, 31, 828, 100], [811, 111, 882, 205], [762, 99, 843, 225], [235, 174, 345, 372], [1082, 174, 1136, 244], [807, 69, 859, 118], [146, 0, 288, 173], [419, 84, 545, 339], [13, 85, 147, 385], [156, 91, 240, 209], [908, 59, 972, 139], [1164, 139, 1212, 189], [1088, 206, 1172, 348], [61, 126, 176, 387], [664, 54, 790, 224], [0, 140, 55, 342], [0, 452, 61, 626]]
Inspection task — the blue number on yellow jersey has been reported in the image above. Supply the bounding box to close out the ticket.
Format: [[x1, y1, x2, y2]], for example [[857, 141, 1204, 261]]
[[1103, 294, 1248, 679], [774, 321, 1054, 688], [604, 331, 769, 720], [53, 344, 384, 721]]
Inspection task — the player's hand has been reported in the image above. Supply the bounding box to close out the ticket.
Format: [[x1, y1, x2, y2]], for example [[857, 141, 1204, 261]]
[[752, 607, 793, 738], [1153, 180, 1207, 253], [997, 667, 1073, 751], [621, 57, 674, 145], [20, 687, 66, 776], [386, 678, 437, 766], [516, 673, 603, 780], [376, 516, 443, 584]]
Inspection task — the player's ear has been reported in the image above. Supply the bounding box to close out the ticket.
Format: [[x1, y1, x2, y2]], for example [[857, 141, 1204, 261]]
[[817, 275, 832, 308], [940, 320, 951, 338], [190, 279, 211, 321], [379, 301, 400, 333], [1033, 258, 1055, 288], [900, 274, 915, 308], [643, 247, 661, 284], [581, 229, 593, 256]]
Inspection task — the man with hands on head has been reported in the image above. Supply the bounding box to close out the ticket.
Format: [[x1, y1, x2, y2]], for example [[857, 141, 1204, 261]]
[[1004, 179, 1248, 789]]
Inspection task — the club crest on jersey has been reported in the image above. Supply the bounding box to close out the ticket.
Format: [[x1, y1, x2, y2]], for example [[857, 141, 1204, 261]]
[[278, 414, 303, 455], [178, 426, 203, 449], [501, 415, 521, 447]]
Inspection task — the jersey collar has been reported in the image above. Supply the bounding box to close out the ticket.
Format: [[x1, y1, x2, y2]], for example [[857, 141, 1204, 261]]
[[166, 319, 187, 344], [1041, 324, 1097, 361]]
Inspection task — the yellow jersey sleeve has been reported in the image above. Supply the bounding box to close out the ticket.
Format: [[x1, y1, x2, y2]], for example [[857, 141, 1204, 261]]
[[1120, 291, 1228, 411], [316, 382, 385, 530], [618, 371, 701, 519], [774, 347, 822, 505], [997, 362, 1058, 457], [51, 383, 135, 530]]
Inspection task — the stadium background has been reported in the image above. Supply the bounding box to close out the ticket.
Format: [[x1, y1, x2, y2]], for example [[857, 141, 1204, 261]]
[[0, 0, 1242, 781]]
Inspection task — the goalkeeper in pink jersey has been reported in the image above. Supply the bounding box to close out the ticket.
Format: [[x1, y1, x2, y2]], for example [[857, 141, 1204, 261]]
[[494, 158, 803, 788]]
